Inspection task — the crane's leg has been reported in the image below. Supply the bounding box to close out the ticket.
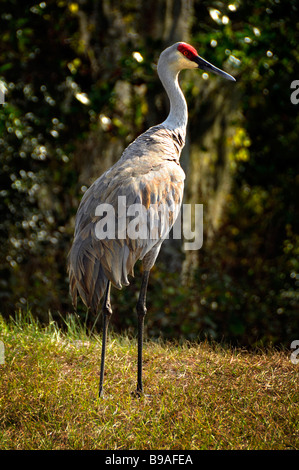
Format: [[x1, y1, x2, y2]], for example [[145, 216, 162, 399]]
[[136, 270, 150, 395], [99, 281, 112, 398]]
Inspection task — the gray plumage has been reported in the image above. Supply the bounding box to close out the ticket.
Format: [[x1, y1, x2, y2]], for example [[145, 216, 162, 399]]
[[68, 125, 185, 314]]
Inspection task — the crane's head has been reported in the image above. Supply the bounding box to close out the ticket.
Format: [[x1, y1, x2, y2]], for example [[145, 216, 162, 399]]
[[159, 42, 236, 82]]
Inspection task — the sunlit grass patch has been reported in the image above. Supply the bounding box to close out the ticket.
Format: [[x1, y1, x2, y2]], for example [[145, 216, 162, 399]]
[[0, 312, 298, 449]]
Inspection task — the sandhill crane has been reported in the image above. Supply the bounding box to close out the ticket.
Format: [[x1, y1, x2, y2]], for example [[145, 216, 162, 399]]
[[68, 42, 235, 397]]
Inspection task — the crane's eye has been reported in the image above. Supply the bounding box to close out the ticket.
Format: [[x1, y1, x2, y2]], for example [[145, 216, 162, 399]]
[[181, 49, 194, 60], [177, 43, 198, 61]]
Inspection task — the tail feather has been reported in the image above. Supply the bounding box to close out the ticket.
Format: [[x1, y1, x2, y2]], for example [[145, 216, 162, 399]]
[[68, 227, 108, 315], [67, 224, 141, 315]]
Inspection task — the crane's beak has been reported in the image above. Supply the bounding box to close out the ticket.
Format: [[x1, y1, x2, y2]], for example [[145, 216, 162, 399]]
[[194, 55, 236, 81]]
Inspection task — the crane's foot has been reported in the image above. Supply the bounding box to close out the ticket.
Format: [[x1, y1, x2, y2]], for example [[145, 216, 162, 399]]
[[131, 388, 151, 399], [97, 389, 111, 401], [131, 389, 143, 398]]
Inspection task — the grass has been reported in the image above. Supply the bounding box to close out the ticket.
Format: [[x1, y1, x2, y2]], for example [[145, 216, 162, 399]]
[[0, 312, 298, 450]]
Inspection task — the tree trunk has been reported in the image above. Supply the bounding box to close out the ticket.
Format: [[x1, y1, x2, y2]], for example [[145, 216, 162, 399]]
[[182, 79, 241, 282]]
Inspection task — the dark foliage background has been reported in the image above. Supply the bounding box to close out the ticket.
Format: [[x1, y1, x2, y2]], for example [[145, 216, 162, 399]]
[[0, 0, 298, 346]]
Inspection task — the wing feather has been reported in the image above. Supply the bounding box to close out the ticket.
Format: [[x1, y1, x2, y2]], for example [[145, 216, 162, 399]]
[[68, 125, 185, 313]]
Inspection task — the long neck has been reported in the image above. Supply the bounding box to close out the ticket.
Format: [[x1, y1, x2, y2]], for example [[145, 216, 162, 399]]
[[158, 60, 188, 133]]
